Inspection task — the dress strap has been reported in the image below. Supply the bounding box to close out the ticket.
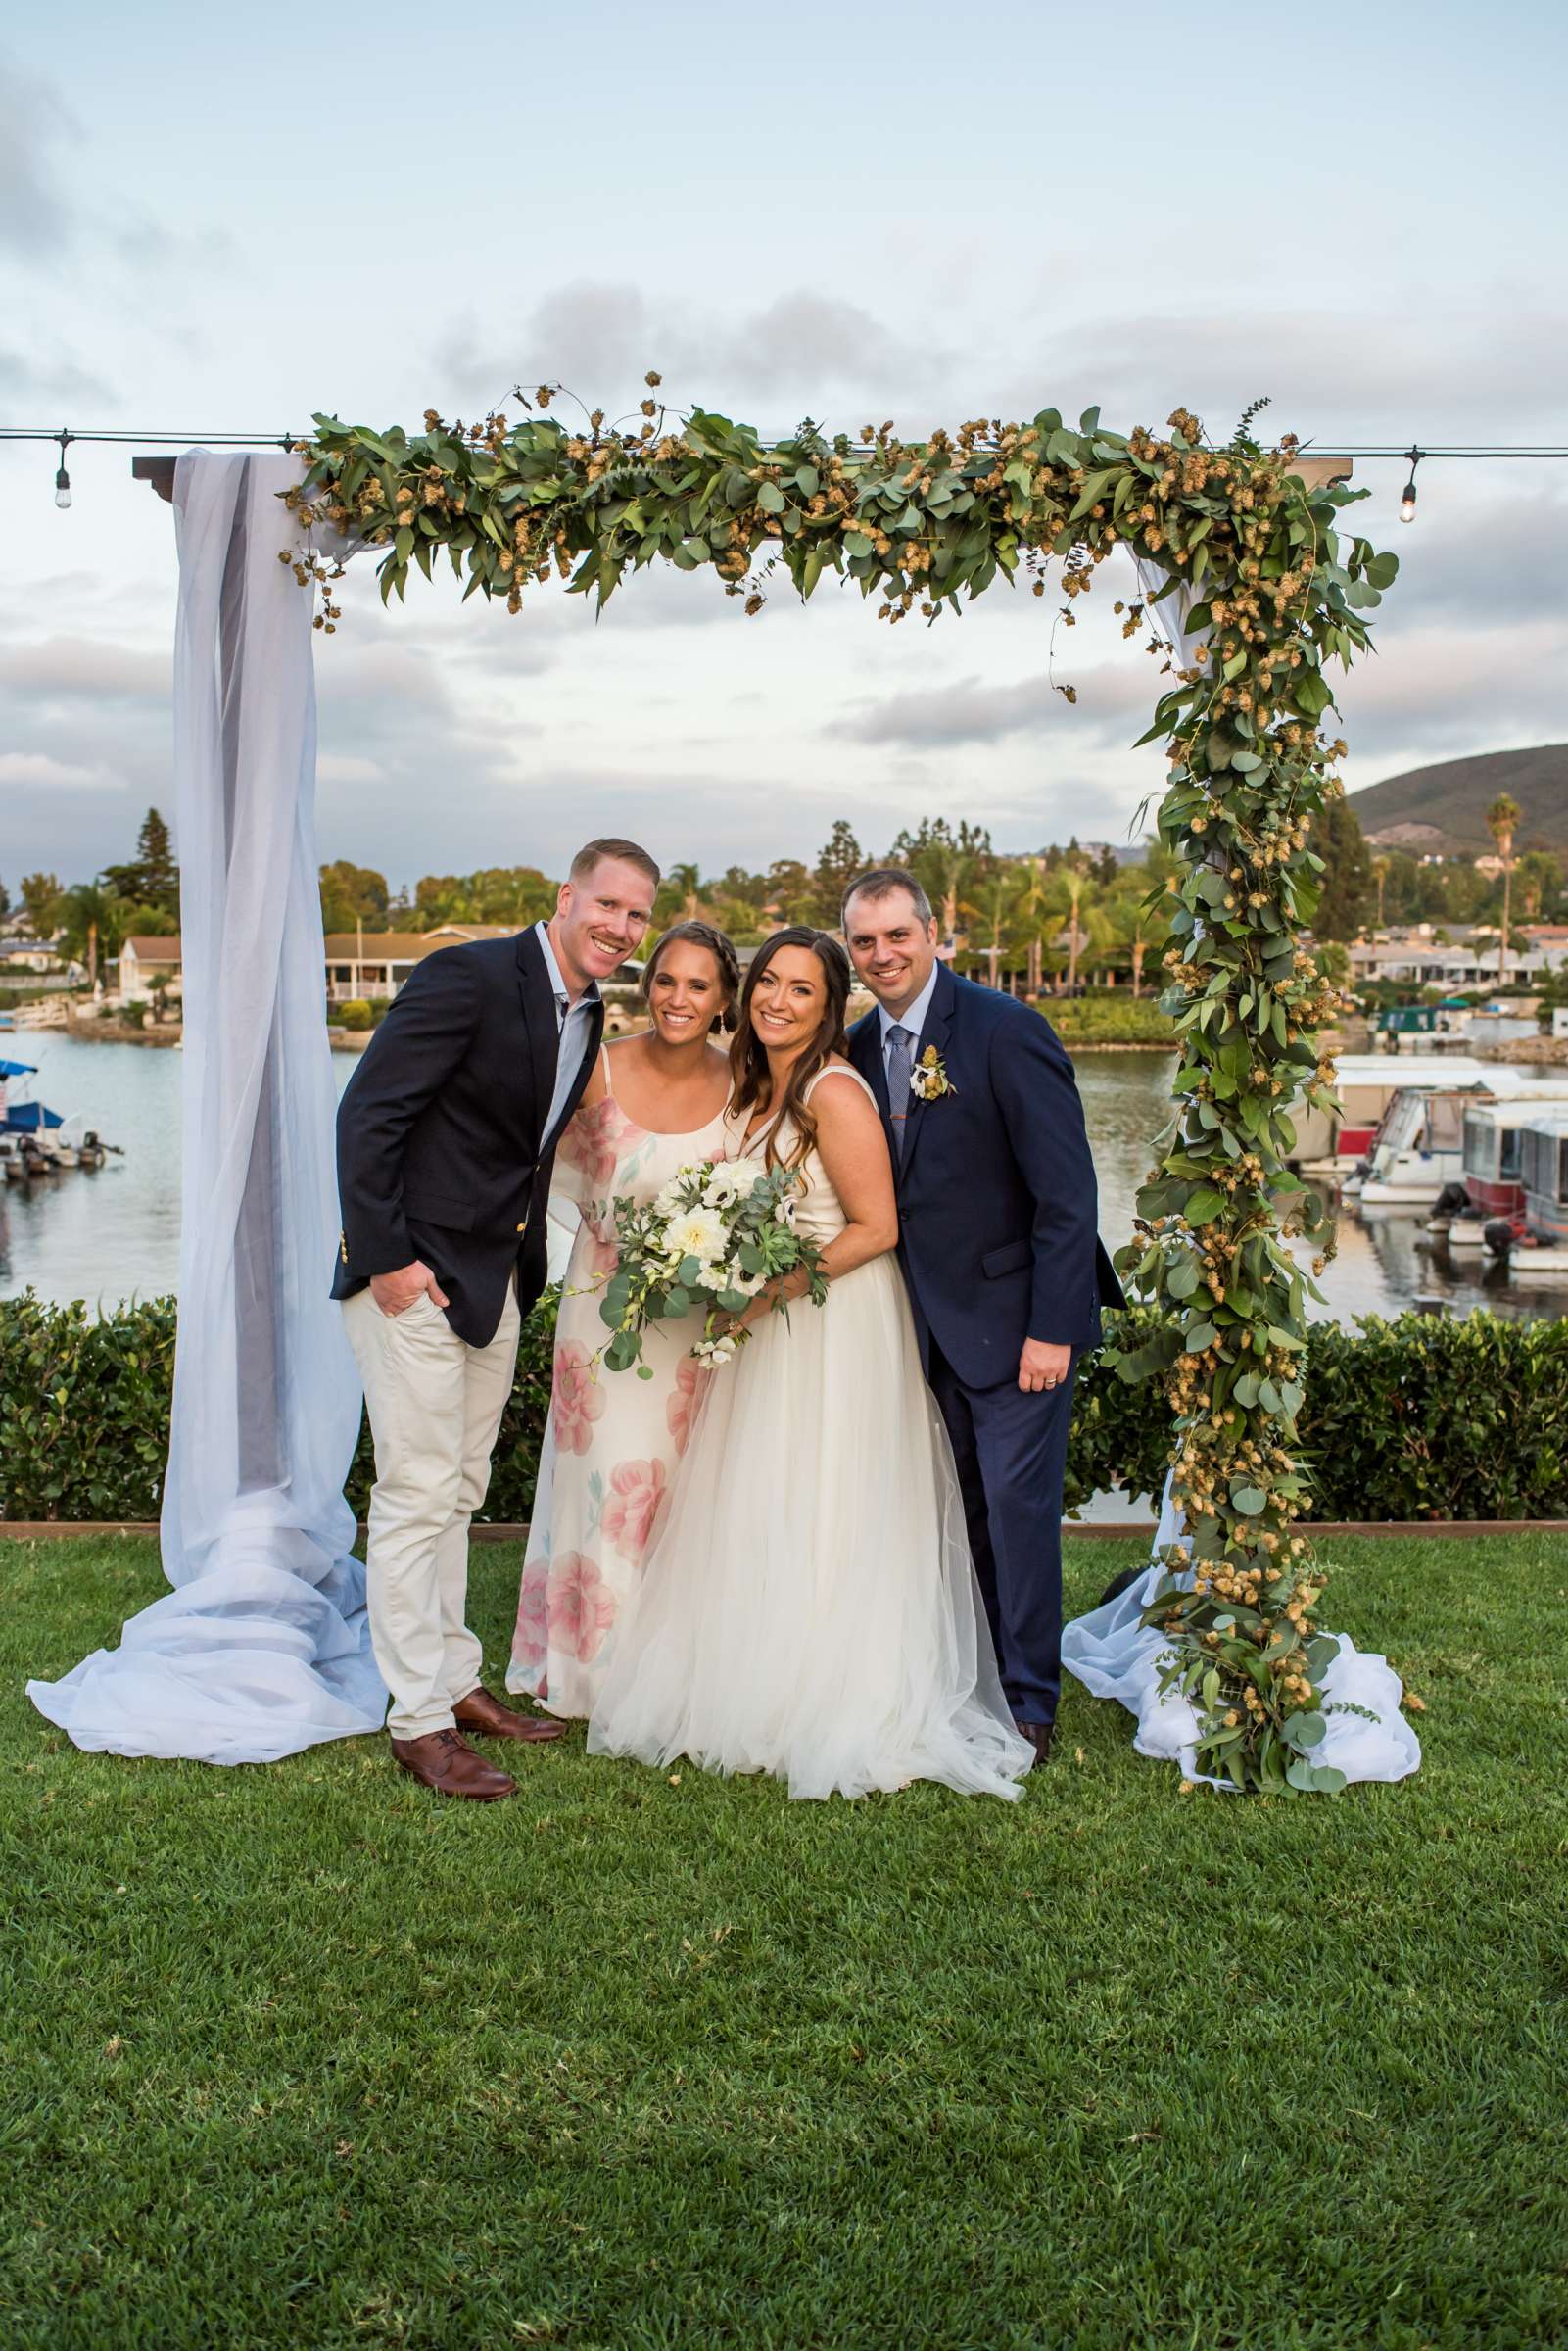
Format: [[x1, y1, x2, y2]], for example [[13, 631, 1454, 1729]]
[[802, 1063, 878, 1108], [597, 1041, 613, 1095]]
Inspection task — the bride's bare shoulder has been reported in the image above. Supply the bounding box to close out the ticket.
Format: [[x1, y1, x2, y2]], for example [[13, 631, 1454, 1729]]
[[808, 1058, 877, 1112]]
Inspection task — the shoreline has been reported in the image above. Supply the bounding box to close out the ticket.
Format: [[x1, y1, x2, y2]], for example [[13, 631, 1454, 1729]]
[[58, 1015, 182, 1049], [1060, 1038, 1175, 1054]]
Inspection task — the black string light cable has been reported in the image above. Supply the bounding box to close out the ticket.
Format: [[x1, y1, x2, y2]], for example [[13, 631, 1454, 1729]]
[[3, 426, 1567, 522]]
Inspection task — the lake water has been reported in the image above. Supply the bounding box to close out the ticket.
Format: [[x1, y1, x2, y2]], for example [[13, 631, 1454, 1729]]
[[6, 1032, 1568, 1326]]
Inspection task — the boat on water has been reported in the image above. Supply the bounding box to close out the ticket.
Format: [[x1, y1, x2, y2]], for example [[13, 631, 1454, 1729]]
[[1482, 1108, 1568, 1273], [1295, 1054, 1507, 1180], [0, 1057, 119, 1175], [1429, 1092, 1568, 1249], [1339, 1069, 1568, 1209]]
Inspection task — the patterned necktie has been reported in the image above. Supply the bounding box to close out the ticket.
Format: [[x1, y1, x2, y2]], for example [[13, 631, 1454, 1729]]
[[886, 1023, 914, 1161]]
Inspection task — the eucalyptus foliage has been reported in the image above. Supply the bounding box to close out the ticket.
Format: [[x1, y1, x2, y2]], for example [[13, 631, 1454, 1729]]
[[288, 393, 1399, 1794]]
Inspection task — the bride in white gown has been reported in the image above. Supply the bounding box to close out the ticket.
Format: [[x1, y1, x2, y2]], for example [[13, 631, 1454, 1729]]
[[588, 927, 1033, 1802]]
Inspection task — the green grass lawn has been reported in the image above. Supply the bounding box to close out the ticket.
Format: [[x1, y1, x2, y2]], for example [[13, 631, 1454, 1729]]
[[5, 1535, 1567, 2351]]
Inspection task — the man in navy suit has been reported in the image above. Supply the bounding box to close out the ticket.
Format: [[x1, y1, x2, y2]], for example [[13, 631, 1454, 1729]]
[[844, 868, 1123, 1760], [335, 839, 659, 1799]]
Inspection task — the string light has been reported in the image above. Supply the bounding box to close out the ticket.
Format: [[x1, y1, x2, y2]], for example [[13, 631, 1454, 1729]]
[[3, 426, 1565, 521], [1399, 447, 1423, 524]]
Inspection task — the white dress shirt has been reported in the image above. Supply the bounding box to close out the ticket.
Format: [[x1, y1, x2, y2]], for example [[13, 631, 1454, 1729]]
[[534, 921, 599, 1147]]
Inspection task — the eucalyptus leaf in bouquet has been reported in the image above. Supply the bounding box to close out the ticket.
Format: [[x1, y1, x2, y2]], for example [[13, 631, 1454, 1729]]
[[594, 1159, 828, 1374]]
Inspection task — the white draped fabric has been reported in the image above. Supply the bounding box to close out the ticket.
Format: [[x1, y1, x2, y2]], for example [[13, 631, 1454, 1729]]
[[1062, 1547, 1422, 1790], [27, 453, 387, 1764]]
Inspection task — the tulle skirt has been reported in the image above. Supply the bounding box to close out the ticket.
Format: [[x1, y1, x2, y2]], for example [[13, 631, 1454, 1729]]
[[587, 1254, 1033, 1801]]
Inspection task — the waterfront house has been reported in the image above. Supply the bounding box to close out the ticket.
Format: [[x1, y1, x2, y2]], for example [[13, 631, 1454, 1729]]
[[118, 924, 644, 1017], [0, 938, 68, 975], [1348, 927, 1568, 990], [119, 936, 183, 1005], [325, 923, 527, 1005]]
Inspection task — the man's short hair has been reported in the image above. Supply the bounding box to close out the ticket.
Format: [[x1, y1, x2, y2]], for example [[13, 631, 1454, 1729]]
[[569, 838, 661, 895], [841, 865, 934, 931]]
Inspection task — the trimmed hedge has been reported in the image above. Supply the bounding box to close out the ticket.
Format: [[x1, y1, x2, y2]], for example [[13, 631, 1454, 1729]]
[[4, 1289, 1567, 1525]]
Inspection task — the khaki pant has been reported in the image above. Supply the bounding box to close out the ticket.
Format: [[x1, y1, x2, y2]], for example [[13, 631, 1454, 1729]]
[[343, 1280, 522, 1741]]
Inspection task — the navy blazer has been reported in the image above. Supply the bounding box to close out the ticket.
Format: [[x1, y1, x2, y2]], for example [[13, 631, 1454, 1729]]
[[849, 964, 1123, 1389], [331, 928, 602, 1348]]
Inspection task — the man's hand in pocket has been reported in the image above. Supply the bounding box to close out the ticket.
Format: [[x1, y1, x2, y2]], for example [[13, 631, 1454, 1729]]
[[370, 1261, 450, 1317]]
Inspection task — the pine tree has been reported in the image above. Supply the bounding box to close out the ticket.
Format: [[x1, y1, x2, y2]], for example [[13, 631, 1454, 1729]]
[[1311, 794, 1372, 941], [136, 808, 179, 910], [812, 821, 865, 926], [102, 807, 180, 916]]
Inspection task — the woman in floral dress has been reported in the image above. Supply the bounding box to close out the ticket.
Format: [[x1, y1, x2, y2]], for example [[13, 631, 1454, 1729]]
[[508, 923, 738, 1716]]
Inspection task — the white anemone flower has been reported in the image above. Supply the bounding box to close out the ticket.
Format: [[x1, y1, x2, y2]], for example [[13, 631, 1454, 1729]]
[[701, 1161, 752, 1206]]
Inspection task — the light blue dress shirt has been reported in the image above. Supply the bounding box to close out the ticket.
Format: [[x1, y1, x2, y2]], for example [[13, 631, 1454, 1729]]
[[877, 960, 941, 1079], [534, 921, 599, 1149]]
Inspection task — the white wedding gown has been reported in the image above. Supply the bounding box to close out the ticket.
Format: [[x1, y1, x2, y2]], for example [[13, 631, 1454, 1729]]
[[588, 1066, 1034, 1801]]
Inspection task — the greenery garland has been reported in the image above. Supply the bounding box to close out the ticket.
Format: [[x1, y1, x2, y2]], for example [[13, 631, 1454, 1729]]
[[287, 390, 1399, 1796]]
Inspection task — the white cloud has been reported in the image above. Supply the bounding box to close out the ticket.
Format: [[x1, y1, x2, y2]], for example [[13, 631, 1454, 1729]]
[[435, 280, 959, 422], [0, 346, 113, 407], [1338, 617, 1568, 777], [0, 54, 74, 256], [0, 749, 109, 790], [316, 753, 387, 785], [0, 637, 169, 700], [827, 651, 1162, 749]]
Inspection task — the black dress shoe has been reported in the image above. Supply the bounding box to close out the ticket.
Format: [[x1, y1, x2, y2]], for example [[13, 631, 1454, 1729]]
[[1097, 1563, 1148, 1608], [1014, 1720, 1054, 1765]]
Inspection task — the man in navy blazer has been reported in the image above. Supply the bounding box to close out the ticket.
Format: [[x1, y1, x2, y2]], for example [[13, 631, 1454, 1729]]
[[334, 839, 659, 1800], [844, 868, 1123, 1759]]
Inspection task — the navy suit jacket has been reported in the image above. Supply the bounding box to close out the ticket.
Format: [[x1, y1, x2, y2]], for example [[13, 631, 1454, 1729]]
[[849, 965, 1123, 1390], [331, 928, 602, 1348]]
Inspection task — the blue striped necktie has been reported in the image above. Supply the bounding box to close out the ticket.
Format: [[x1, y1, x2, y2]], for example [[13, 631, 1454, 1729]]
[[886, 1024, 915, 1160]]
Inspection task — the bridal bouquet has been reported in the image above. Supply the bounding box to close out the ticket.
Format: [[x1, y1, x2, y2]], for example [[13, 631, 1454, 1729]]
[[595, 1159, 828, 1376]]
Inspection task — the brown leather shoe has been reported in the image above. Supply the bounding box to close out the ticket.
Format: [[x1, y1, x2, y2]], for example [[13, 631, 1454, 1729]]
[[390, 1727, 517, 1799], [1015, 1720, 1055, 1766], [454, 1685, 567, 1744]]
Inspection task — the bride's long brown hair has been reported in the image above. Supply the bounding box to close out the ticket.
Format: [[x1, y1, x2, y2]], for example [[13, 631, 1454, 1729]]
[[729, 927, 852, 1171]]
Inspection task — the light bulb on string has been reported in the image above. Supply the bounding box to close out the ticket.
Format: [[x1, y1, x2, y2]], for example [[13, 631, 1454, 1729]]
[[53, 430, 72, 510], [1399, 446, 1422, 524]]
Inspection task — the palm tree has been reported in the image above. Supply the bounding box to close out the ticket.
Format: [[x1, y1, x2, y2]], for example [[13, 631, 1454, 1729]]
[[1100, 883, 1161, 996], [1371, 854, 1390, 929], [1012, 857, 1056, 997], [51, 883, 121, 991], [980, 866, 1038, 991], [1062, 854, 1092, 997], [1487, 794, 1522, 989]]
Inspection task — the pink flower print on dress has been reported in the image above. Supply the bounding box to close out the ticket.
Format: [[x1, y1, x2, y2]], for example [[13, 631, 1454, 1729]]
[[582, 1227, 620, 1284], [557, 1097, 633, 1197], [511, 1557, 549, 1674], [600, 1458, 671, 1568], [552, 1340, 606, 1455], [546, 1551, 617, 1664], [666, 1359, 712, 1459]]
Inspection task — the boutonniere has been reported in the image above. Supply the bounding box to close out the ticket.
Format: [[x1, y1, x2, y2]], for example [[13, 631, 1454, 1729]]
[[910, 1045, 956, 1102]]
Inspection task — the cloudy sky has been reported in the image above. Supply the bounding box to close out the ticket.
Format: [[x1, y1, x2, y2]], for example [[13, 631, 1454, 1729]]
[[3, 0, 1565, 896]]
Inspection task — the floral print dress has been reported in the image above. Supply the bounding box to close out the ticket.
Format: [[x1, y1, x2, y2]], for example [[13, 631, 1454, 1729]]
[[507, 1053, 729, 1717]]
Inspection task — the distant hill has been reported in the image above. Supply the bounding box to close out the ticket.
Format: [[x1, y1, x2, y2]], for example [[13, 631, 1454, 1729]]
[[1349, 745, 1568, 855]]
